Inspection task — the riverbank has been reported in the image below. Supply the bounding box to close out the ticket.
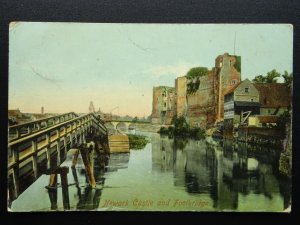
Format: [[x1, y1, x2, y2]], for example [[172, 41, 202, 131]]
[[128, 134, 150, 150]]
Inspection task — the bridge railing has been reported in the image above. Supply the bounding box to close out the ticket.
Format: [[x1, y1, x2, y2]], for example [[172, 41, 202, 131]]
[[8, 112, 107, 201], [8, 112, 79, 142], [8, 113, 106, 171]]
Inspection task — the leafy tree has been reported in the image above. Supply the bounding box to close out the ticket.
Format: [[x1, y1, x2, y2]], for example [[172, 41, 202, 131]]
[[253, 69, 290, 84], [265, 69, 281, 83], [282, 71, 293, 87], [173, 116, 189, 135], [132, 116, 138, 122], [252, 74, 267, 83], [234, 56, 241, 73], [186, 67, 208, 95], [186, 67, 209, 79]]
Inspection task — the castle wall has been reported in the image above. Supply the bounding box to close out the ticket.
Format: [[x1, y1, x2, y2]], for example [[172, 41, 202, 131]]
[[175, 76, 187, 117], [186, 70, 218, 128], [151, 86, 175, 125], [151, 53, 241, 129]]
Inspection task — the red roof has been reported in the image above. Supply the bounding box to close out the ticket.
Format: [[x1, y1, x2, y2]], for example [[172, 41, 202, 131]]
[[253, 83, 291, 108]]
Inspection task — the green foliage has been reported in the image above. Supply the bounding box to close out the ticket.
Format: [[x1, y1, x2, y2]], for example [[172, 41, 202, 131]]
[[171, 115, 189, 135], [186, 67, 208, 95], [186, 67, 209, 79], [173, 138, 188, 150], [132, 116, 138, 122], [277, 111, 291, 133], [159, 115, 205, 140], [253, 69, 284, 83], [266, 69, 281, 83], [128, 134, 149, 150], [252, 74, 267, 83], [189, 127, 206, 140], [234, 56, 241, 73], [159, 127, 169, 134], [282, 71, 293, 88]]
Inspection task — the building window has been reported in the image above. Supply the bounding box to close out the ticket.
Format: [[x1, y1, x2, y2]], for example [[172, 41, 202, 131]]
[[164, 102, 167, 107], [231, 79, 237, 85], [245, 87, 249, 93], [250, 98, 254, 102]]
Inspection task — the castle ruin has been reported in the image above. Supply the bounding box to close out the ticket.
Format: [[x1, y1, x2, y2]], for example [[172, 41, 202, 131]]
[[151, 53, 241, 128]]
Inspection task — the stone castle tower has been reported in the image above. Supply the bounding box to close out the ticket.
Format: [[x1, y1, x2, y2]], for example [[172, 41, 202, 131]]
[[215, 53, 241, 120], [151, 86, 175, 125], [151, 53, 241, 128]]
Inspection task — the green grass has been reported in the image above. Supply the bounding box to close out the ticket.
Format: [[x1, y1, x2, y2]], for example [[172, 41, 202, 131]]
[[128, 134, 150, 150]]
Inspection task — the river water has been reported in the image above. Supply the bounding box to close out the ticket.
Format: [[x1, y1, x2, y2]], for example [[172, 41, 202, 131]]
[[10, 132, 291, 212]]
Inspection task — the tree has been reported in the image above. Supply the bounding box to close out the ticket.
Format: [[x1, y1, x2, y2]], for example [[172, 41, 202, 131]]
[[282, 71, 293, 88], [172, 116, 189, 135], [253, 69, 289, 84], [252, 74, 266, 83], [186, 67, 208, 95], [265, 69, 281, 83]]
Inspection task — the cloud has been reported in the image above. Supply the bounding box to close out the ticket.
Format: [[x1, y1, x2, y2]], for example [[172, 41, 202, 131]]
[[146, 62, 197, 78]]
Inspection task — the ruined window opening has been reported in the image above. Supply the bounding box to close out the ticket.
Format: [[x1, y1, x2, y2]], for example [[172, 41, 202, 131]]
[[164, 102, 167, 107], [250, 98, 254, 102]]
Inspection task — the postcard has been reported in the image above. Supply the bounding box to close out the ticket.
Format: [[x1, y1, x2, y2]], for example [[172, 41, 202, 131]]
[[7, 22, 292, 212]]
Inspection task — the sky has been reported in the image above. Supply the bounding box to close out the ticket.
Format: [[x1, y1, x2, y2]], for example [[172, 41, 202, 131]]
[[9, 23, 293, 117]]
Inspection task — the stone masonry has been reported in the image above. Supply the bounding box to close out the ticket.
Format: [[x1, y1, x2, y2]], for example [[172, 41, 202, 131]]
[[151, 53, 241, 128]]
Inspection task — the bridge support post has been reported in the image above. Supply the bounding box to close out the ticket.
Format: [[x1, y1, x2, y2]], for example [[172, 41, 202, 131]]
[[48, 173, 57, 187], [63, 136, 67, 158], [60, 167, 70, 210], [15, 128, 20, 139], [10, 146, 20, 199], [46, 167, 70, 210], [48, 187, 58, 210], [70, 133, 74, 148], [71, 166, 79, 185], [72, 149, 80, 168], [32, 140, 38, 178], [56, 140, 61, 165], [79, 145, 96, 188], [47, 174, 58, 210]]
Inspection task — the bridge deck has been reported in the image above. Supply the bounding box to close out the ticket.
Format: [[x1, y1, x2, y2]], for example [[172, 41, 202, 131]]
[[8, 112, 108, 202]]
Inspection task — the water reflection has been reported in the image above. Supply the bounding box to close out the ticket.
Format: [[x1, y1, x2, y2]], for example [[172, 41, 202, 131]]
[[68, 153, 129, 210], [11, 132, 290, 212], [151, 135, 290, 211]]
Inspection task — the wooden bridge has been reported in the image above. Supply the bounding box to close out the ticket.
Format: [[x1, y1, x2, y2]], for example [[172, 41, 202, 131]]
[[8, 112, 109, 203]]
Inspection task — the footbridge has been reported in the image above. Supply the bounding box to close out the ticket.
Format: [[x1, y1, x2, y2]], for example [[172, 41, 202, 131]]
[[8, 112, 109, 203]]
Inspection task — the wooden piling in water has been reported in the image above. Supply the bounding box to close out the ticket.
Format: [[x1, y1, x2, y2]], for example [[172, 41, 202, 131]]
[[72, 149, 80, 168], [60, 166, 70, 210], [48, 187, 58, 210], [79, 145, 96, 188], [48, 174, 57, 187]]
